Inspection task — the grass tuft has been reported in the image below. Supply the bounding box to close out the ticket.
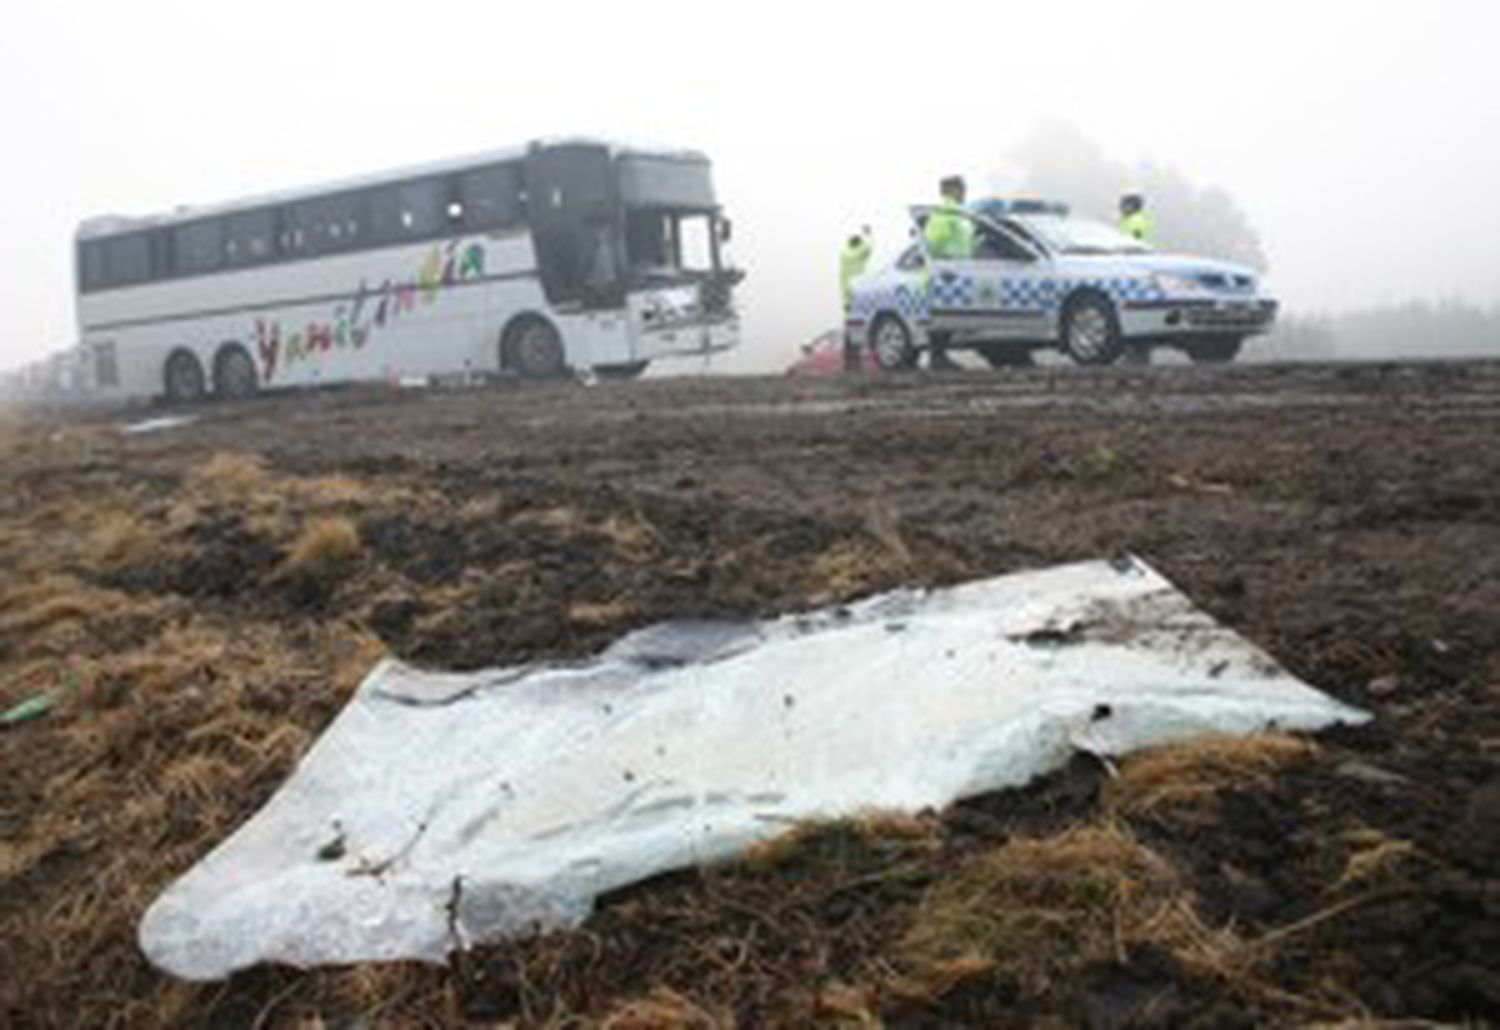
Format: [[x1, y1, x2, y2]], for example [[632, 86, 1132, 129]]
[[1108, 734, 1317, 815], [897, 823, 1204, 999], [283, 518, 362, 581]]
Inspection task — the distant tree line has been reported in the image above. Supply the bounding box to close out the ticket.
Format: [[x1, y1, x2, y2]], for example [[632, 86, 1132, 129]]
[[1258, 300, 1500, 362], [1008, 121, 1268, 271]]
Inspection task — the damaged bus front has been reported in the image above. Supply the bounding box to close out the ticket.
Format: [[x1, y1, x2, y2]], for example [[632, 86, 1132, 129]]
[[525, 142, 741, 375]]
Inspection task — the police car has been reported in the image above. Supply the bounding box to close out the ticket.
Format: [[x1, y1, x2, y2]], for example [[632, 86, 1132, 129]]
[[846, 199, 1278, 368]]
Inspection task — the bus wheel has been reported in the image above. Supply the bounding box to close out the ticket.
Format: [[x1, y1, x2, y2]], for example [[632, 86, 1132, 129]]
[[594, 361, 648, 381], [164, 350, 207, 404], [503, 317, 566, 379], [214, 345, 259, 400]]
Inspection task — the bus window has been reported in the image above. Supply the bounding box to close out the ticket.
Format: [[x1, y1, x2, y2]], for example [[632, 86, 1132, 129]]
[[313, 194, 364, 253], [78, 241, 106, 292], [226, 209, 275, 266], [175, 220, 224, 275], [279, 205, 310, 257], [104, 234, 151, 286], [458, 164, 522, 230], [626, 210, 715, 275], [368, 179, 443, 243]]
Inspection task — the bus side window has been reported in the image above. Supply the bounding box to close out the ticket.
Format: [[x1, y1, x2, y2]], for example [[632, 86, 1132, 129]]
[[398, 180, 443, 238], [368, 179, 442, 243], [104, 234, 151, 287], [457, 164, 522, 231], [280, 205, 310, 258], [78, 241, 106, 292], [226, 209, 275, 267], [175, 221, 223, 275], [303, 194, 363, 254]]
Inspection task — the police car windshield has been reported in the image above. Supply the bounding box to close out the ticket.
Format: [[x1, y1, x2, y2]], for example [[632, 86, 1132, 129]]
[[1012, 215, 1151, 256]]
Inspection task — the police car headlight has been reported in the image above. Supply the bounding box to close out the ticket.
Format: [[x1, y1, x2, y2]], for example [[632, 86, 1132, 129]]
[[1152, 273, 1208, 297]]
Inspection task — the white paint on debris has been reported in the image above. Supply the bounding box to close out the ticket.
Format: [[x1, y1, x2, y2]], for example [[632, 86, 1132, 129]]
[[139, 557, 1367, 980], [119, 415, 200, 435]]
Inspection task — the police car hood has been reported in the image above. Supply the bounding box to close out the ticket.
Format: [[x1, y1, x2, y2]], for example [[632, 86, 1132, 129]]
[[1074, 252, 1260, 281]]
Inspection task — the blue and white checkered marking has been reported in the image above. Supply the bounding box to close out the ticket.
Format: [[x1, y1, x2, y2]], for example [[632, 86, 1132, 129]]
[[850, 283, 929, 322], [851, 273, 1167, 323], [929, 274, 976, 309]]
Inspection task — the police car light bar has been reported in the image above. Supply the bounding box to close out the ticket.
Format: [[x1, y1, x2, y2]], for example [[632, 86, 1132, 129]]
[[970, 198, 1071, 217]]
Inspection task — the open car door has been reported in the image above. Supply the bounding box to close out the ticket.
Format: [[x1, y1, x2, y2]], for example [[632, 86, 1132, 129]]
[[911, 206, 1053, 341]]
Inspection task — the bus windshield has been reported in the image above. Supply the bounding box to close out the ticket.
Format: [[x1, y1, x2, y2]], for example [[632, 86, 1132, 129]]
[[625, 209, 718, 281]]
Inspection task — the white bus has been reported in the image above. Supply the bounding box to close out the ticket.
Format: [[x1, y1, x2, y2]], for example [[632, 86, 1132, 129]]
[[75, 139, 741, 403]]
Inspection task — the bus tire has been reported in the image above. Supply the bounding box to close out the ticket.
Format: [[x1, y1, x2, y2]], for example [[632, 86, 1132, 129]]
[[163, 349, 207, 404], [1060, 291, 1123, 366], [501, 316, 567, 380], [594, 361, 649, 381], [214, 344, 259, 400]]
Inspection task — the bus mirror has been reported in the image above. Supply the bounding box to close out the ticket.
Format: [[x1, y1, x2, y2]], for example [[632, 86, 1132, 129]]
[[717, 218, 733, 243]]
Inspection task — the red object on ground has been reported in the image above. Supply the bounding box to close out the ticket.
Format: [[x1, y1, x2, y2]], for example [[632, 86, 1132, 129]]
[[785, 329, 880, 376]]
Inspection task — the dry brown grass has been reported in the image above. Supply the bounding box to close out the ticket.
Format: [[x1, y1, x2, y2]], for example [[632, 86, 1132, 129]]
[[0, 598, 389, 1027], [188, 451, 271, 498], [283, 517, 362, 579], [566, 599, 636, 629], [0, 574, 128, 643], [85, 510, 157, 570], [287, 475, 374, 508], [512, 505, 588, 534], [807, 507, 920, 604], [601, 986, 730, 1029], [743, 812, 941, 874], [808, 538, 905, 603], [897, 823, 1206, 997], [1107, 734, 1317, 815], [598, 510, 662, 562], [1331, 827, 1421, 892]]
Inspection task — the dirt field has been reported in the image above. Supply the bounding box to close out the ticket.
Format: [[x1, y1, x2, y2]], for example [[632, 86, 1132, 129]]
[[3, 361, 1498, 1027]]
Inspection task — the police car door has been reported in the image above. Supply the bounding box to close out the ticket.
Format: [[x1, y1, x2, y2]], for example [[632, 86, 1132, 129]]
[[965, 218, 1052, 340], [919, 209, 1049, 342]]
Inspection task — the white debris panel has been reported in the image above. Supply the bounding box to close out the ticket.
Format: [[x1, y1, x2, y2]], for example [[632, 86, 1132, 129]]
[[140, 558, 1366, 980]]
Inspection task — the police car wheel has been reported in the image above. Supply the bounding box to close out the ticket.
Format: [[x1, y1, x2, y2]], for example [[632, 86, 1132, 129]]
[[1061, 295, 1124, 366], [163, 350, 207, 405], [870, 316, 916, 371], [1184, 337, 1242, 364]]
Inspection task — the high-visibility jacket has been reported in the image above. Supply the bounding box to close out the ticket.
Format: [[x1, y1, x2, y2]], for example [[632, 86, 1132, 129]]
[[840, 236, 873, 308], [924, 199, 975, 260], [1121, 211, 1154, 244]]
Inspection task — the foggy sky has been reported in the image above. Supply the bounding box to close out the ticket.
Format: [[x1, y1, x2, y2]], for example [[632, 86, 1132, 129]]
[[5, 1, 1498, 373]]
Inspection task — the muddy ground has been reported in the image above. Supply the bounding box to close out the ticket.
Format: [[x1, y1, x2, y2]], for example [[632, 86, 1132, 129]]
[[2, 360, 1498, 1027]]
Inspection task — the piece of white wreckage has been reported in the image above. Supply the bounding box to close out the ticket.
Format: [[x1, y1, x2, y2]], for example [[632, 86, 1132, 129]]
[[140, 557, 1367, 980]]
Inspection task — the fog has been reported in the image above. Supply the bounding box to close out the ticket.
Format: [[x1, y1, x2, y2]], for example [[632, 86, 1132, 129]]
[[4, 1, 1499, 374]]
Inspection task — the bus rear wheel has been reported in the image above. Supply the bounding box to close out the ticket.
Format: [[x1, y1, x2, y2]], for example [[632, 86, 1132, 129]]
[[503, 318, 567, 380], [214, 346, 259, 400], [164, 350, 207, 404]]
